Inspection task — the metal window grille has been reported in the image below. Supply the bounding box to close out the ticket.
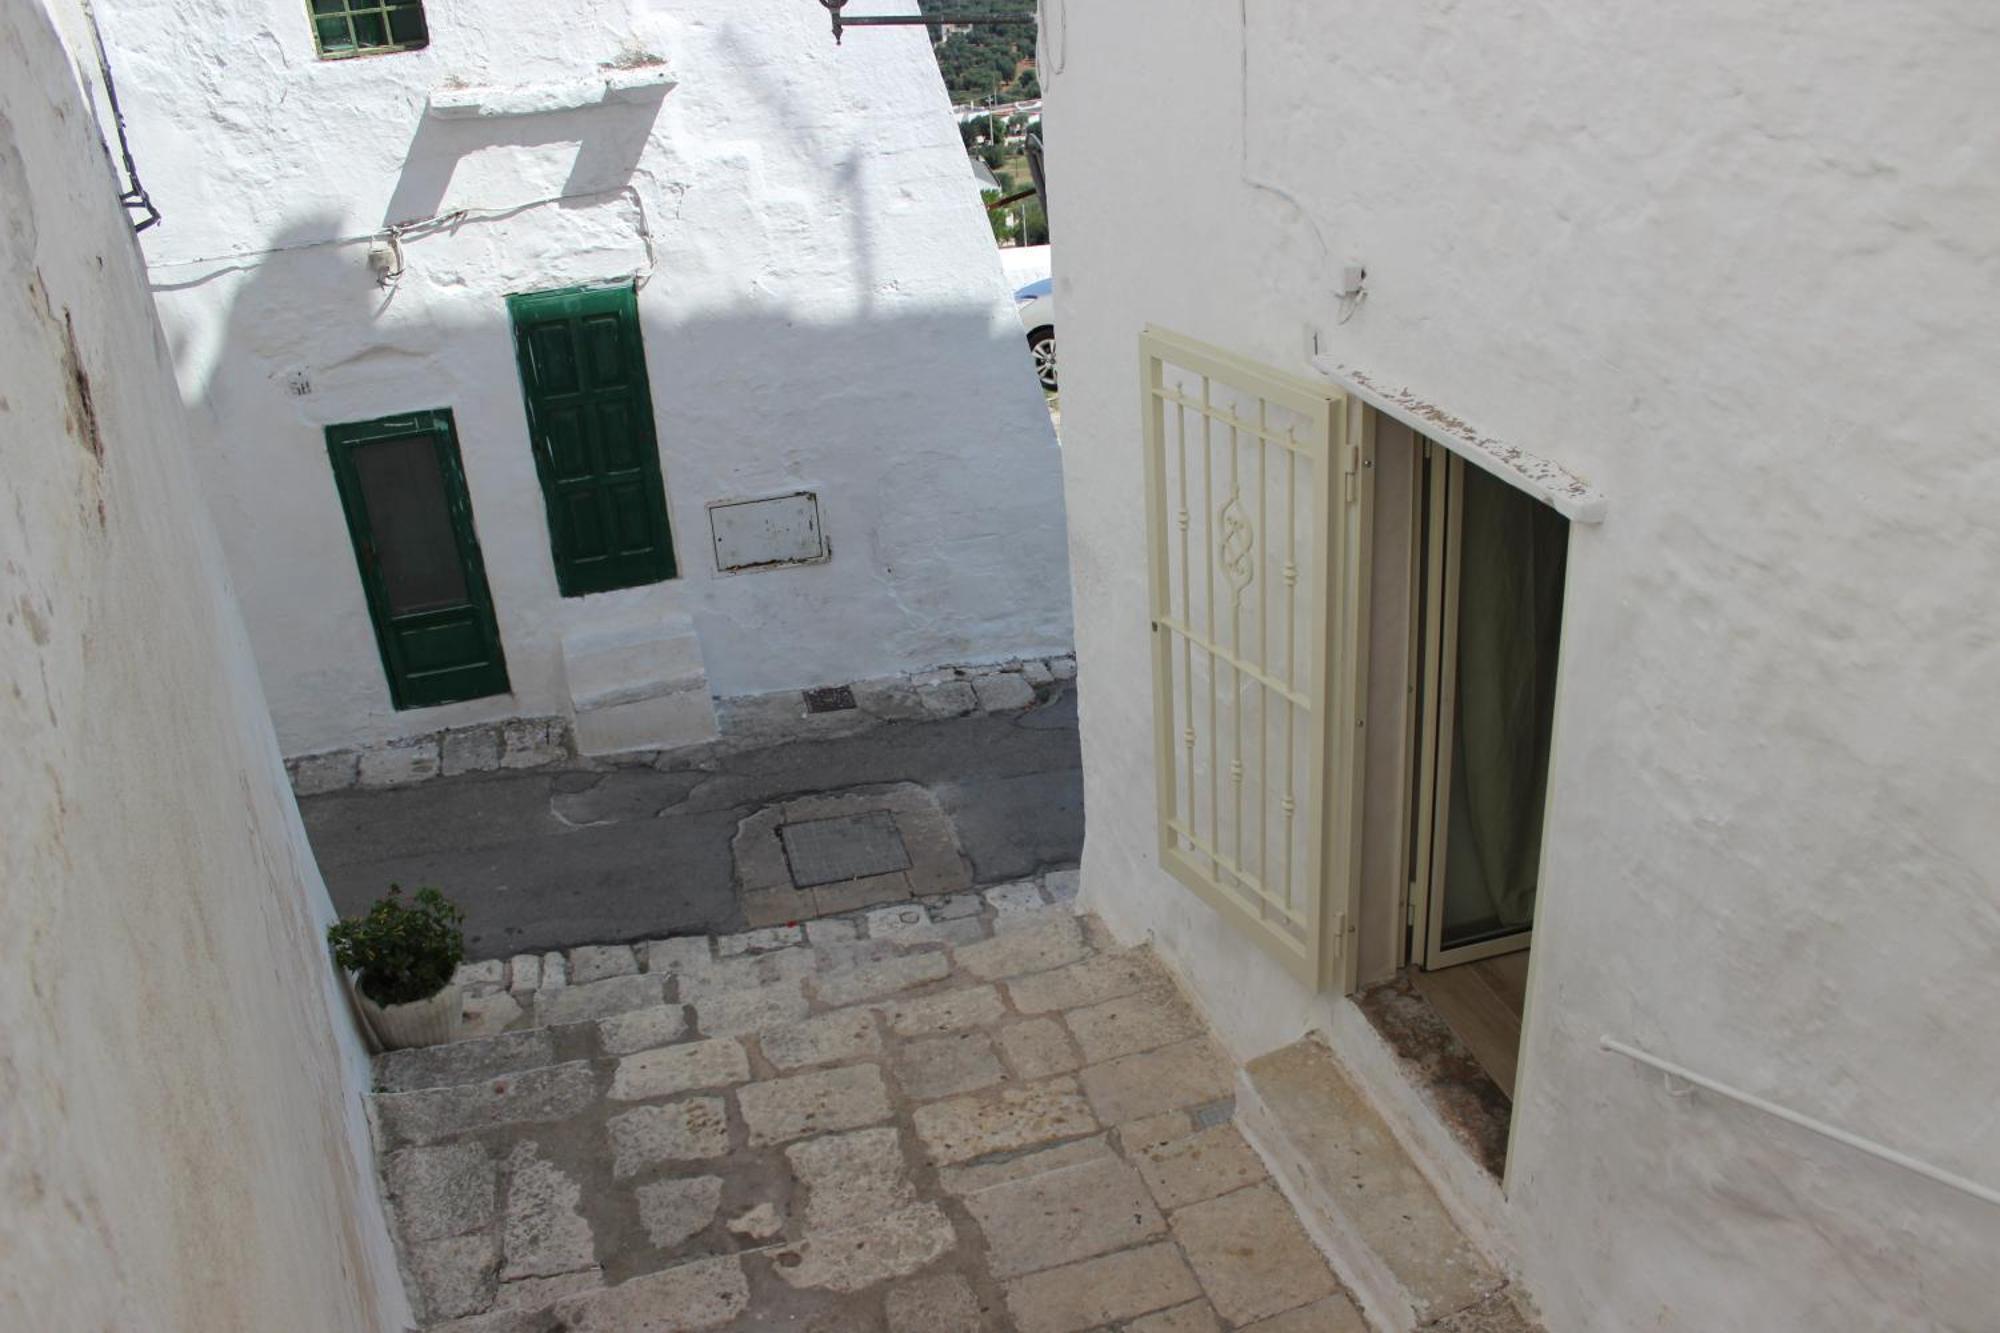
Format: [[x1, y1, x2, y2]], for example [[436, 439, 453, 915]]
[[309, 0, 428, 58], [1141, 328, 1369, 989]]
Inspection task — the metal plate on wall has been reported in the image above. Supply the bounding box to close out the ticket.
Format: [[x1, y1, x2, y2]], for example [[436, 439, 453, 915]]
[[708, 491, 829, 572]]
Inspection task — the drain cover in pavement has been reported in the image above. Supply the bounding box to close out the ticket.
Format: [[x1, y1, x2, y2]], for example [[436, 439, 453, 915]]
[[780, 811, 912, 887]]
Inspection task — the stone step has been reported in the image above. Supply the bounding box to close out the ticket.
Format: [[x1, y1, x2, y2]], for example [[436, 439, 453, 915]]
[[561, 616, 719, 756], [1237, 1038, 1541, 1333]]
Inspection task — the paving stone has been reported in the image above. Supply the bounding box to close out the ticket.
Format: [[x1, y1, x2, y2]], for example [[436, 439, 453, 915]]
[[694, 978, 810, 1038], [289, 749, 357, 795], [973, 673, 1037, 711], [955, 916, 1090, 981], [726, 1202, 783, 1240], [740, 1065, 894, 1146], [385, 1141, 495, 1243], [731, 806, 792, 893], [493, 1268, 602, 1311], [535, 973, 665, 1026], [895, 1031, 1007, 1100], [635, 1175, 723, 1250], [377, 1029, 557, 1094], [881, 985, 1007, 1037], [965, 1154, 1164, 1278], [742, 887, 815, 929], [886, 1272, 984, 1333], [760, 1008, 882, 1070], [787, 1126, 915, 1231], [360, 738, 441, 787], [644, 936, 714, 976], [599, 1004, 688, 1056], [554, 1253, 749, 1331], [805, 916, 861, 945], [1135, 1124, 1266, 1210], [716, 925, 804, 956], [501, 1143, 596, 1281], [500, 718, 566, 770], [1050, 655, 1078, 680], [929, 891, 986, 920], [1241, 1293, 1370, 1332], [901, 819, 975, 896], [540, 952, 568, 989], [937, 1134, 1114, 1196], [997, 1018, 1081, 1079], [1003, 1240, 1200, 1333], [813, 870, 913, 915], [377, 1061, 597, 1146], [984, 880, 1047, 914], [428, 1308, 549, 1333], [812, 936, 899, 973], [1065, 989, 1201, 1064], [1116, 1110, 1195, 1156], [919, 679, 978, 717], [455, 960, 506, 990], [936, 916, 989, 947], [867, 902, 942, 942], [1129, 1299, 1224, 1333], [913, 1078, 1099, 1165], [810, 950, 952, 1006], [569, 945, 638, 985], [1171, 1183, 1339, 1325], [1079, 1039, 1235, 1125], [1043, 868, 1081, 904], [459, 989, 524, 1040], [767, 1202, 956, 1293], [608, 1098, 731, 1176], [609, 1038, 750, 1102], [411, 1232, 500, 1322], [1006, 950, 1162, 1014], [440, 726, 503, 776], [1022, 659, 1056, 685], [676, 948, 814, 1001], [508, 953, 542, 994]]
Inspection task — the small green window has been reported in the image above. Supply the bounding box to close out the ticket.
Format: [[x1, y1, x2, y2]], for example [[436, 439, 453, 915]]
[[309, 0, 427, 58]]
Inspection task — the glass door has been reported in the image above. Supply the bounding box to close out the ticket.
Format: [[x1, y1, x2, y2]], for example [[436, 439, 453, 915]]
[[1411, 448, 1569, 968]]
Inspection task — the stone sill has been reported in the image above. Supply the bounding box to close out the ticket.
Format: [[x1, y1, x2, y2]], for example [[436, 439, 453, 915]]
[[426, 67, 675, 119]]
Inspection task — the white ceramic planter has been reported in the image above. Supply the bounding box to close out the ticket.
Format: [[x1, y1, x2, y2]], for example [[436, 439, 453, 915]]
[[359, 984, 461, 1050]]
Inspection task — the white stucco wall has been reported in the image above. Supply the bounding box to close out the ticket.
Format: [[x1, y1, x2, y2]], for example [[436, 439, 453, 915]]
[[94, 0, 1071, 756], [1046, 1, 2000, 1329], [0, 1, 409, 1326]]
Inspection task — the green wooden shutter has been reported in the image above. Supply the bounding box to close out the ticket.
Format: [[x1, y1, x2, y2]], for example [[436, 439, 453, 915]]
[[508, 283, 679, 597], [325, 409, 511, 710]]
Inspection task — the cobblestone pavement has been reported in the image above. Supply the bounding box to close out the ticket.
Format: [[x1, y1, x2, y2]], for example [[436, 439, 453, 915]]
[[376, 887, 1370, 1331]]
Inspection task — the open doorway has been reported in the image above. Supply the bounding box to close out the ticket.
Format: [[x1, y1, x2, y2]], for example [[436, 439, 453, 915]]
[[1403, 441, 1570, 1106]]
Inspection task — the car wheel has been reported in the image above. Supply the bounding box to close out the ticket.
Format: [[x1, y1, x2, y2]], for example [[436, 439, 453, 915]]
[[1027, 326, 1057, 391]]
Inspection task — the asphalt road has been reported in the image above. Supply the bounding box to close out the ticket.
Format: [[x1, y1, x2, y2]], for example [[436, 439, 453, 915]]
[[301, 692, 1084, 958]]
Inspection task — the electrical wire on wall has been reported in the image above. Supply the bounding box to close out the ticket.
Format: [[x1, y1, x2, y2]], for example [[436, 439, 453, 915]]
[[145, 183, 659, 291]]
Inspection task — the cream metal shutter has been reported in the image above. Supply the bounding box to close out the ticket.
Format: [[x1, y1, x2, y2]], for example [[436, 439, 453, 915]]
[[1141, 327, 1371, 992]]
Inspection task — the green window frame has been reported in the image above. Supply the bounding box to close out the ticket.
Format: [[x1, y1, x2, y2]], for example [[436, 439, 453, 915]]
[[325, 409, 511, 710], [508, 282, 679, 598], [308, 0, 428, 59]]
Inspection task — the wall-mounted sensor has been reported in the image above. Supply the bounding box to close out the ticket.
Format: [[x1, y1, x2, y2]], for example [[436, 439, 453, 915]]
[[366, 235, 404, 286]]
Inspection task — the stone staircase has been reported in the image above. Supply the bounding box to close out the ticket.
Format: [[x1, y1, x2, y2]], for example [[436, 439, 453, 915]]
[[369, 881, 1538, 1332]]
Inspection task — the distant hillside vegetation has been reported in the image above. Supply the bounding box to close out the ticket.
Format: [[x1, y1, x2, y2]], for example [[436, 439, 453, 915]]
[[920, 0, 1039, 105]]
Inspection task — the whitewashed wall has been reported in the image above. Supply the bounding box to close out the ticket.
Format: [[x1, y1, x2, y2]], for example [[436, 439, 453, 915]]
[[1046, 1, 2000, 1329], [94, 0, 1071, 757], [0, 0, 408, 1325]]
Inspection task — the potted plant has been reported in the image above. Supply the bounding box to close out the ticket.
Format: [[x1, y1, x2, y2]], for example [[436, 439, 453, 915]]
[[327, 885, 466, 1050]]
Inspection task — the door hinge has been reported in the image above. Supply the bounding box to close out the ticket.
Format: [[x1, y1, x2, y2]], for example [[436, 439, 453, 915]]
[[1343, 441, 1362, 503]]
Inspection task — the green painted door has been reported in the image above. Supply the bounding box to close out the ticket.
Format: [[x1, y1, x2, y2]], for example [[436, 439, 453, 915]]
[[325, 409, 510, 710], [508, 283, 678, 596]]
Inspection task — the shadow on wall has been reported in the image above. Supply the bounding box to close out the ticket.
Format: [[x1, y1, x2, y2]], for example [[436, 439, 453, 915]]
[[383, 89, 669, 226]]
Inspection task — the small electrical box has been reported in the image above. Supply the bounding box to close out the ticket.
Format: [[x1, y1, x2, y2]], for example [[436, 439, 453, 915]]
[[708, 491, 828, 573]]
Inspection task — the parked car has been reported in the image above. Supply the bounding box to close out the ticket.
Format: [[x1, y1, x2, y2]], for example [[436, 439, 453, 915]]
[[1015, 276, 1056, 390]]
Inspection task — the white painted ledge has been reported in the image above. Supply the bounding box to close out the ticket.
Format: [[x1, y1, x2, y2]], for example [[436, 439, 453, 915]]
[[426, 67, 676, 119], [1313, 358, 1607, 524]]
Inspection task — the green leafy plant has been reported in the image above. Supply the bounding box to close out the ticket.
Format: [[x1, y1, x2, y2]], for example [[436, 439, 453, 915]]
[[327, 885, 466, 1006]]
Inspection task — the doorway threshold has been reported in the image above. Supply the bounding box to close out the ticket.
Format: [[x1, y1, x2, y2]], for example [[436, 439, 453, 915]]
[[1353, 972, 1512, 1179]]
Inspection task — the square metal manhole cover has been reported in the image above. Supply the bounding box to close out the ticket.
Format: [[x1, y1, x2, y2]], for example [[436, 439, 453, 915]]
[[780, 811, 912, 887]]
